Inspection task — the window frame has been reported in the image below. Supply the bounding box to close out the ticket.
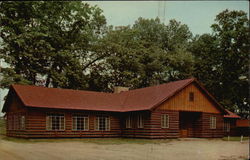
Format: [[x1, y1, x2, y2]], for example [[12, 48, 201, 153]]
[[95, 115, 110, 131], [72, 114, 89, 131], [46, 113, 65, 131], [137, 114, 144, 129], [20, 115, 26, 130], [210, 116, 216, 129], [161, 114, 169, 128], [7, 114, 13, 130], [189, 92, 194, 102], [224, 121, 230, 132], [125, 115, 132, 129]]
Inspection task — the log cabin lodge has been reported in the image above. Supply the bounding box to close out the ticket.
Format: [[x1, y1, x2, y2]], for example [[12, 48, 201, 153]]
[[2, 78, 239, 138]]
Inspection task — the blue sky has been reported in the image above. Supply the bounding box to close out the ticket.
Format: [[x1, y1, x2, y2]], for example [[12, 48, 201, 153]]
[[87, 1, 249, 35]]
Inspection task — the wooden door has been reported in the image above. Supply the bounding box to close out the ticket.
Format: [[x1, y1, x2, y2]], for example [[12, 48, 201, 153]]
[[180, 116, 189, 137]]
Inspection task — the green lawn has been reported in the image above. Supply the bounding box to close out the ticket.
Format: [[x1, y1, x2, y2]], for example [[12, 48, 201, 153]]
[[222, 136, 249, 141], [0, 117, 6, 135], [0, 136, 173, 144]]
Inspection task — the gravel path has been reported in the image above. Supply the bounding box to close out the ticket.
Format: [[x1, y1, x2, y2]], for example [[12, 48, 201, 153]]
[[0, 138, 248, 160]]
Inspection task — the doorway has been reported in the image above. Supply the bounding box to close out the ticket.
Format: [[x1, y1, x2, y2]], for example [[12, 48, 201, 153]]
[[179, 111, 201, 138]]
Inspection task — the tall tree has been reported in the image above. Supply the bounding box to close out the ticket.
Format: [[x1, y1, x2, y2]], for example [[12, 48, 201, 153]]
[[191, 10, 249, 117], [96, 18, 194, 90], [0, 1, 106, 89]]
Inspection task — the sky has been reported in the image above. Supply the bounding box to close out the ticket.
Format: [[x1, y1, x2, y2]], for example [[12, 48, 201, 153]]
[[0, 1, 249, 116], [87, 1, 249, 35]]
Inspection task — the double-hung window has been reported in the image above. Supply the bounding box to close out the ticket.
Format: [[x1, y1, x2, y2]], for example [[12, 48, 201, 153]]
[[125, 115, 132, 128], [95, 116, 110, 131], [137, 114, 144, 128], [46, 113, 65, 130], [161, 114, 169, 128], [20, 115, 25, 130], [72, 115, 89, 131], [210, 116, 216, 129], [224, 121, 230, 132]]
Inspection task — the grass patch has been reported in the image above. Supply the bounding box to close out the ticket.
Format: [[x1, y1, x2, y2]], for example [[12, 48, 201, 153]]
[[222, 136, 249, 141], [0, 135, 172, 145], [0, 118, 6, 135], [0, 136, 172, 144]]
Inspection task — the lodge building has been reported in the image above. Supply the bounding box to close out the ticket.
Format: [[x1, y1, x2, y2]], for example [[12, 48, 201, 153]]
[[2, 78, 233, 138]]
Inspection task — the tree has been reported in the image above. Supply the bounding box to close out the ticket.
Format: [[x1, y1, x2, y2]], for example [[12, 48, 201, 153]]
[[0, 1, 106, 89], [190, 10, 249, 118], [97, 18, 194, 90]]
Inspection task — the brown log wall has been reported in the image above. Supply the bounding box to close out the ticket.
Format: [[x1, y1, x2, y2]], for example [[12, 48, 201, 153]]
[[24, 108, 122, 138], [121, 110, 179, 139], [121, 111, 153, 138], [224, 118, 238, 136], [199, 113, 224, 138], [149, 110, 179, 138], [6, 95, 27, 137]]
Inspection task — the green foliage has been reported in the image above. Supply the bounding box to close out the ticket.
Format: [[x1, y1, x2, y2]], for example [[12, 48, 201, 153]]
[[0, 3, 248, 118], [98, 18, 194, 90], [0, 1, 106, 89], [190, 9, 249, 118]]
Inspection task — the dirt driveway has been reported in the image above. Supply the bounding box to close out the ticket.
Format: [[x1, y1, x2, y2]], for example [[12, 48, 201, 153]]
[[0, 138, 248, 160]]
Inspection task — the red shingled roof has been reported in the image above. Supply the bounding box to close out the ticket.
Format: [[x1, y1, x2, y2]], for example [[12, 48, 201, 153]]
[[224, 109, 241, 118], [2, 78, 225, 113]]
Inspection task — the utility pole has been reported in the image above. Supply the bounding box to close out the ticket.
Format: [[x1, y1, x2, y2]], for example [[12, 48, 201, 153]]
[[158, 1, 167, 23]]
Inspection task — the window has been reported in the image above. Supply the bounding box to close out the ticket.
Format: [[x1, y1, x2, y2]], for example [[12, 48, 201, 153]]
[[13, 115, 19, 130], [210, 116, 216, 129], [189, 92, 194, 102], [125, 115, 132, 128], [161, 114, 169, 128], [137, 114, 144, 128], [224, 121, 230, 132], [46, 113, 65, 130], [20, 116, 25, 130], [95, 116, 110, 131], [72, 115, 89, 131], [7, 114, 25, 130], [7, 115, 13, 130]]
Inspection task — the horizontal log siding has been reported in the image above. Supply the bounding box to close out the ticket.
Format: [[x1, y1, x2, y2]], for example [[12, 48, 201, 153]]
[[149, 110, 179, 138], [199, 113, 224, 138], [24, 108, 122, 138], [121, 110, 179, 139], [223, 118, 238, 136], [6, 95, 27, 138], [121, 111, 153, 138]]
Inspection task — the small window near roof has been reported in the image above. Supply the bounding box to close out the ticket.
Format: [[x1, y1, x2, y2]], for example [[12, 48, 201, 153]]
[[189, 92, 194, 102]]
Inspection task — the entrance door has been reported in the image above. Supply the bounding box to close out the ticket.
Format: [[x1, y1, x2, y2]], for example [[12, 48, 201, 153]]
[[179, 112, 201, 138]]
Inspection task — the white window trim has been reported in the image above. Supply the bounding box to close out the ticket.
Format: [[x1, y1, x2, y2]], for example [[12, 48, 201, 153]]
[[72, 115, 89, 131], [161, 114, 169, 128], [126, 115, 132, 129], [20, 115, 25, 130], [224, 121, 230, 132], [95, 116, 110, 131], [137, 114, 144, 129], [210, 116, 216, 129], [46, 113, 65, 131]]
